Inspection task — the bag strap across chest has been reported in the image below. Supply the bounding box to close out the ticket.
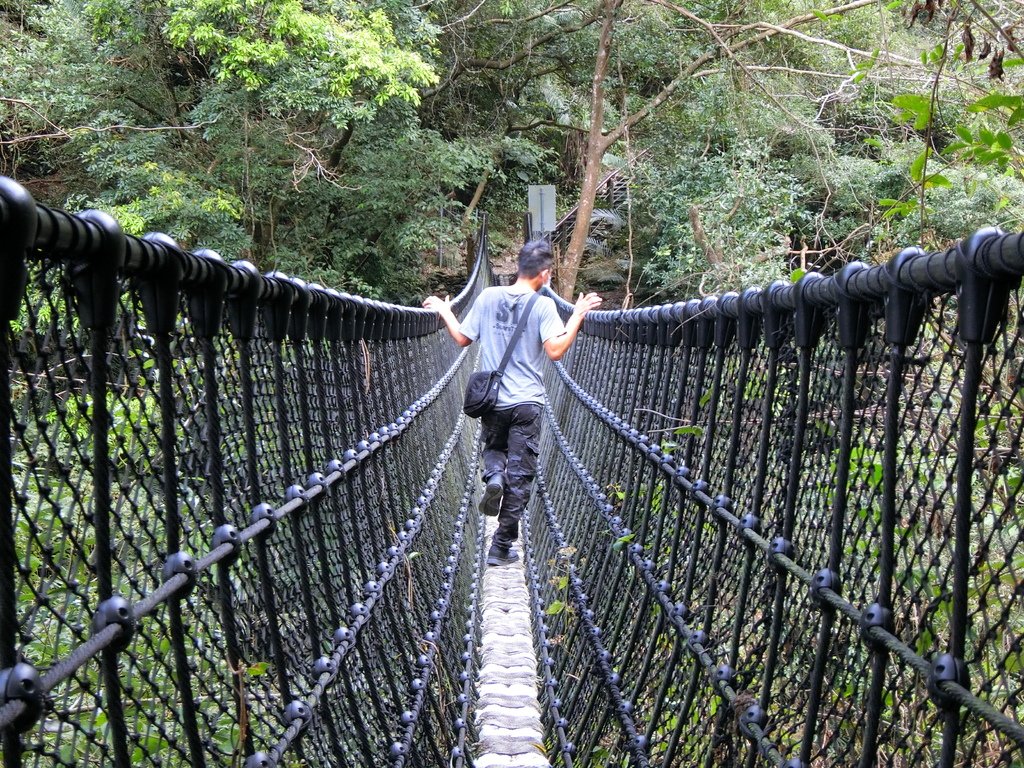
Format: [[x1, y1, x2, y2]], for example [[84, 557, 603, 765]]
[[495, 292, 540, 375]]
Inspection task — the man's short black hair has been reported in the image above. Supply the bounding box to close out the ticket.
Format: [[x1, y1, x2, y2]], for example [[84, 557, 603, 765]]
[[517, 240, 554, 278]]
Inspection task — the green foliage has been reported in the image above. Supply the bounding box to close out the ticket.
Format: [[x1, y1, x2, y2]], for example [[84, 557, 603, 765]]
[[636, 140, 805, 294], [164, 0, 436, 103], [2, 0, 460, 302], [5, 0, 1024, 304]]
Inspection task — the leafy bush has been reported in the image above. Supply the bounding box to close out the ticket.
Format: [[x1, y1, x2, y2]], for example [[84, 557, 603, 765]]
[[635, 140, 806, 294]]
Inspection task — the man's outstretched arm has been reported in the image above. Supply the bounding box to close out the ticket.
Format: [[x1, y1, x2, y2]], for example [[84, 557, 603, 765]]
[[423, 295, 473, 347], [544, 292, 602, 362]]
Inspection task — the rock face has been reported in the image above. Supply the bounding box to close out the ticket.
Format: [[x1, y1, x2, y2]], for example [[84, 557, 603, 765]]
[[474, 517, 549, 767]]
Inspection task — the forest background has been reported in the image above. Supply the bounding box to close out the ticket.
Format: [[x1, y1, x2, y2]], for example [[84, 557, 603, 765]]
[[1, 0, 1022, 304]]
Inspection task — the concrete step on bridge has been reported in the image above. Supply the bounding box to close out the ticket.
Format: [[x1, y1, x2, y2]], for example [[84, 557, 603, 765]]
[[2, 174, 1024, 767]]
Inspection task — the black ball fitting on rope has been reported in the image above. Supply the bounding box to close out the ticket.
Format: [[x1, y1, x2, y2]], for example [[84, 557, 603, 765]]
[[809, 568, 840, 607], [91, 595, 137, 652], [738, 514, 760, 535], [314, 657, 337, 675], [860, 602, 895, 652], [769, 537, 794, 572], [333, 626, 354, 645], [162, 551, 198, 597], [928, 653, 970, 711], [244, 751, 274, 768], [674, 464, 690, 486], [672, 602, 691, 621], [251, 502, 276, 534], [211, 524, 240, 565], [715, 664, 735, 685], [283, 700, 312, 728], [738, 703, 768, 740], [0, 662, 44, 732], [770, 537, 793, 557]]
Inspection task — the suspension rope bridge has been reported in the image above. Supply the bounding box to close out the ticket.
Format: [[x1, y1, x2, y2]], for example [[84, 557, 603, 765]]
[[1, 173, 1023, 767]]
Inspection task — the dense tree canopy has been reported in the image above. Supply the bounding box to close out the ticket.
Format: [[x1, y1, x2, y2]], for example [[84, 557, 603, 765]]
[[2, 0, 1022, 301]]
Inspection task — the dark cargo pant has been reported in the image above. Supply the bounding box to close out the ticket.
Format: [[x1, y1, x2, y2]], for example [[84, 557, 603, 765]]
[[480, 403, 541, 548]]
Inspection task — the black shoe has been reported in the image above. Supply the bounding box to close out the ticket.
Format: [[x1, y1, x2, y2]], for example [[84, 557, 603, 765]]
[[479, 477, 503, 517], [486, 543, 519, 566]]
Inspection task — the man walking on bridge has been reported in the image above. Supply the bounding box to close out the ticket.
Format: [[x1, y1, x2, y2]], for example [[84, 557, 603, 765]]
[[424, 241, 602, 566]]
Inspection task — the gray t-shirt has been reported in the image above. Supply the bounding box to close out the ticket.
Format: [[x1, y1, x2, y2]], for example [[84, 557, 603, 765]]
[[460, 286, 565, 408]]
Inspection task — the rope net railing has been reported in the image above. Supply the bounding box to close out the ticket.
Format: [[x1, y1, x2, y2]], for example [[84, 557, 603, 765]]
[[523, 229, 1024, 767], [0, 175, 494, 768], [4, 161, 1024, 768]]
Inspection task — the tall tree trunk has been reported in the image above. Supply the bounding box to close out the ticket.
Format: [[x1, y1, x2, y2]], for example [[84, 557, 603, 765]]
[[463, 160, 494, 271], [558, 0, 620, 299]]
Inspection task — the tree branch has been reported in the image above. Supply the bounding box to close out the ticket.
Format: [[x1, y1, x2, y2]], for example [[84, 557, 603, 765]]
[[460, 11, 601, 70], [0, 99, 216, 146], [740, 22, 918, 65], [967, 0, 1021, 56], [487, 0, 579, 25], [509, 118, 589, 134], [600, 0, 919, 147], [424, 3, 602, 97]]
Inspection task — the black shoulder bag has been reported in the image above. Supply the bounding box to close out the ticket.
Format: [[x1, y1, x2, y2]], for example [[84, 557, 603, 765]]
[[463, 292, 539, 418]]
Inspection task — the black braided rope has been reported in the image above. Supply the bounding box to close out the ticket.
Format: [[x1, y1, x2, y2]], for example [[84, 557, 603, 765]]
[[531, 227, 1024, 766], [5, 166, 1024, 767], [0, 175, 492, 767]]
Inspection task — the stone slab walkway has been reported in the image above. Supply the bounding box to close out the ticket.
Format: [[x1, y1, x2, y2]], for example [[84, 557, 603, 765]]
[[473, 517, 549, 767]]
